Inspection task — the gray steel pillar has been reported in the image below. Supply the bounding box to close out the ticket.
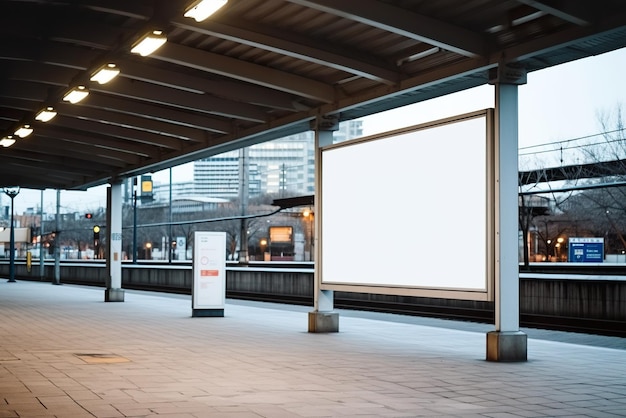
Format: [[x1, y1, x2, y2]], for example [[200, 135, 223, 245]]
[[487, 63, 528, 361], [39, 190, 45, 280], [53, 189, 60, 285], [105, 181, 124, 302], [238, 147, 249, 264]]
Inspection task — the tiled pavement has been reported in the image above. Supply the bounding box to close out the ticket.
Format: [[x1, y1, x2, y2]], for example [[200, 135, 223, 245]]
[[1, 280, 625, 417]]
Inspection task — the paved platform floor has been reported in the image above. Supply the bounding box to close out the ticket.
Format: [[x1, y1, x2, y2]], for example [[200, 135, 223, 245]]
[[1, 280, 625, 417]]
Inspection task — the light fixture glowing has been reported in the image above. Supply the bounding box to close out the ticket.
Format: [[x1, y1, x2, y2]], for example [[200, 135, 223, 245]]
[[131, 30, 167, 56], [14, 124, 33, 138], [90, 63, 120, 84], [0, 136, 16, 148], [63, 85, 89, 104], [184, 0, 227, 22], [35, 106, 57, 122]]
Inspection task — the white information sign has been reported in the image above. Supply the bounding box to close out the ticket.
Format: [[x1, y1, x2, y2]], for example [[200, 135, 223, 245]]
[[192, 231, 227, 316]]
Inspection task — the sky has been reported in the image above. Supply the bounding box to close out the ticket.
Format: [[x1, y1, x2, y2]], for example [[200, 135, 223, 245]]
[[6, 46, 626, 215]]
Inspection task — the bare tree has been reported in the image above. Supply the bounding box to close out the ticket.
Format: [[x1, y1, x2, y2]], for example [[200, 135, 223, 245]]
[[42, 210, 105, 259], [570, 104, 626, 253], [519, 104, 626, 261]]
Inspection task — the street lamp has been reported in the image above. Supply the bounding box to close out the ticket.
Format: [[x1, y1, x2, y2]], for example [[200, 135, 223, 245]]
[[145, 242, 152, 260], [556, 237, 565, 261], [302, 208, 313, 261], [3, 186, 20, 283], [132, 178, 138, 263], [260, 238, 268, 261]]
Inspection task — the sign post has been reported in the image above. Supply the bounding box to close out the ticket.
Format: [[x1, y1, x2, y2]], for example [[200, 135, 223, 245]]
[[192, 231, 227, 317]]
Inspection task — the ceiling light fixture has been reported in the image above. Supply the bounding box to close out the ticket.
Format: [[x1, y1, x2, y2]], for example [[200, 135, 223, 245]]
[[131, 30, 167, 56], [63, 85, 89, 104], [0, 136, 16, 148], [184, 0, 228, 22], [90, 63, 120, 84], [35, 106, 57, 122], [14, 124, 33, 138]]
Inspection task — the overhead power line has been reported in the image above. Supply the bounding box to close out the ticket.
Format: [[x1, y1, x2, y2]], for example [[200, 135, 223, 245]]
[[519, 127, 626, 157]]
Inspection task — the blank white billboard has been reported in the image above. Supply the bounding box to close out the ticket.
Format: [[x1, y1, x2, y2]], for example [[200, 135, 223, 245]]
[[320, 110, 493, 300]]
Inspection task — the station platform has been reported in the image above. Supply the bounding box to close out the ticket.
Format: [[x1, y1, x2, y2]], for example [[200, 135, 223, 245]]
[[1, 281, 625, 417]]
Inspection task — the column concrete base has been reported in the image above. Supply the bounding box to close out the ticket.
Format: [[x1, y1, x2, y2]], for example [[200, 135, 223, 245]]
[[308, 311, 339, 333], [104, 288, 125, 302], [486, 331, 527, 362]]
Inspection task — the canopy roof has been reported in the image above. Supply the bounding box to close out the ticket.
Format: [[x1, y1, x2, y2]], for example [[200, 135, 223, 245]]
[[2, 0, 626, 190]]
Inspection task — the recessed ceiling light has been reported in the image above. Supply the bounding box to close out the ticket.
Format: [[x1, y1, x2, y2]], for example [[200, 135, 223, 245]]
[[14, 124, 33, 138], [90, 63, 120, 84], [35, 107, 57, 122], [0, 136, 16, 147], [63, 85, 89, 104], [130, 30, 167, 57], [184, 0, 228, 22]]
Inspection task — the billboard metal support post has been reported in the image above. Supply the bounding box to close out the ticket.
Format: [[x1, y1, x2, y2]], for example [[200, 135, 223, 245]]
[[309, 115, 339, 333]]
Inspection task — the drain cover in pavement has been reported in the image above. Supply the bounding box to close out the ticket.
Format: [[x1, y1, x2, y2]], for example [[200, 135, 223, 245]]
[[74, 353, 130, 364]]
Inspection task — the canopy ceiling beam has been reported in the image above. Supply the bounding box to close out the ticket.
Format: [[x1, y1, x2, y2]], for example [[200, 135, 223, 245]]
[[79, 95, 232, 135], [516, 0, 591, 26], [54, 103, 206, 142], [171, 17, 400, 84], [153, 43, 336, 102], [51, 115, 184, 150], [33, 126, 155, 158], [285, 0, 488, 57]]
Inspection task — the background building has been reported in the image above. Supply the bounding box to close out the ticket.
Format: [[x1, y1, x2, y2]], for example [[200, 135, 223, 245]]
[[192, 120, 363, 200]]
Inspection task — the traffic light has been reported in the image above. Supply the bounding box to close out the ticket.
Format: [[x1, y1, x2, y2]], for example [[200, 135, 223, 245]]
[[85, 213, 93, 219]]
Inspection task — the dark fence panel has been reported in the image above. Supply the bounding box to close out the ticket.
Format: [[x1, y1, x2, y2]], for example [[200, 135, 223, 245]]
[[2, 260, 625, 335]]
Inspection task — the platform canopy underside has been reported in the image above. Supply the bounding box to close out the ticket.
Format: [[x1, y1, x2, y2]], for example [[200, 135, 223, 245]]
[[1, 0, 626, 190]]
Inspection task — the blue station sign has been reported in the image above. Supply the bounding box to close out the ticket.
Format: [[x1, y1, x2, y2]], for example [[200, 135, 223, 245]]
[[568, 237, 604, 263]]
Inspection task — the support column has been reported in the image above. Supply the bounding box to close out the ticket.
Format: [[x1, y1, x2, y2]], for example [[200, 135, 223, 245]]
[[39, 190, 45, 280], [53, 189, 61, 285], [238, 147, 249, 264], [309, 115, 339, 332], [487, 63, 527, 361], [105, 181, 124, 302]]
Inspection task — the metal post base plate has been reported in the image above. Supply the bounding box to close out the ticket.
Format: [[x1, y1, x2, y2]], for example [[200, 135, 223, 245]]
[[192, 309, 224, 317], [104, 288, 125, 302]]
